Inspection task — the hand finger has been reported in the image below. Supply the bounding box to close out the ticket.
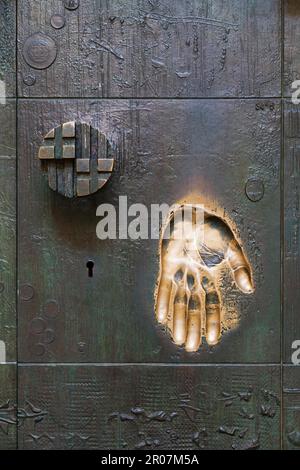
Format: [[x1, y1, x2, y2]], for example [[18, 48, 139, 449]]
[[226, 240, 254, 294], [156, 233, 185, 324], [202, 276, 221, 346], [172, 281, 188, 346], [156, 272, 172, 324], [185, 289, 202, 352]]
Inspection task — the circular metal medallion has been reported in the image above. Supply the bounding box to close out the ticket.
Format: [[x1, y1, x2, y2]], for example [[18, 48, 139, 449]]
[[22, 33, 57, 70]]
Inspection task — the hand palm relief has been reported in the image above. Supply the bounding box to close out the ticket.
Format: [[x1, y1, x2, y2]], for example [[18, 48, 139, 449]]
[[155, 205, 254, 352]]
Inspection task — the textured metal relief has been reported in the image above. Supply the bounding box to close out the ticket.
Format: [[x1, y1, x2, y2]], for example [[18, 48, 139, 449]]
[[284, 389, 300, 449], [155, 205, 254, 351], [17, 0, 281, 97], [19, 281, 60, 360], [0, 365, 16, 449], [38, 121, 115, 198], [283, 367, 300, 450], [17, 366, 281, 450]]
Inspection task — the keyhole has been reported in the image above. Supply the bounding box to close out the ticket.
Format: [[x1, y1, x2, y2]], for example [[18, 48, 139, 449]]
[[86, 260, 94, 278]]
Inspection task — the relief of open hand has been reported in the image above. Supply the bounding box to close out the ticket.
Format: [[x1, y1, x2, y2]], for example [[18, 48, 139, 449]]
[[155, 204, 254, 352]]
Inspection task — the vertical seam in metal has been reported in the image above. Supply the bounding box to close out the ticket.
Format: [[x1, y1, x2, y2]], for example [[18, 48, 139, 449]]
[[15, 0, 19, 451], [280, 0, 284, 451]]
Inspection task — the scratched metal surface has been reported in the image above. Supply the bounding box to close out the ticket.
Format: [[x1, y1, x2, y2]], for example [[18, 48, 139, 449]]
[[0, 365, 16, 450], [17, 0, 281, 98], [0, 0, 16, 97], [284, 101, 300, 363], [0, 99, 16, 363], [17, 365, 280, 450], [283, 366, 300, 450], [284, 0, 300, 97], [18, 98, 280, 363]]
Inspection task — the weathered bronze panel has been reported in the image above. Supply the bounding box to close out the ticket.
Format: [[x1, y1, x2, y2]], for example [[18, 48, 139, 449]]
[[0, 100, 16, 362], [17, 0, 281, 98], [283, 366, 300, 450], [0, 0, 16, 97], [0, 365, 16, 450], [284, 0, 300, 97], [18, 99, 280, 363], [0, 0, 295, 450], [284, 101, 300, 363], [18, 365, 280, 450]]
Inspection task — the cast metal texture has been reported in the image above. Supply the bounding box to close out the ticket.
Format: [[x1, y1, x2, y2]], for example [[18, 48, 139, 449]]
[[283, 367, 300, 449], [18, 366, 280, 450], [284, 0, 300, 97], [18, 99, 280, 364], [284, 101, 300, 362], [0, 365, 16, 450], [0, 0, 16, 96], [17, 0, 281, 98], [0, 101, 16, 362], [0, 0, 297, 451]]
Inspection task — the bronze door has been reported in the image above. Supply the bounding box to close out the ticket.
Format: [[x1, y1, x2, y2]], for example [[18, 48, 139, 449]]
[[0, 0, 299, 450]]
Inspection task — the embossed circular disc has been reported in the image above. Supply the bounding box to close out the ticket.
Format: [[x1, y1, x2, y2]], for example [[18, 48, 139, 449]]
[[51, 14, 66, 29], [23, 33, 57, 70], [64, 0, 80, 10], [31, 343, 46, 357], [19, 284, 34, 301], [38, 121, 115, 198], [43, 328, 55, 344], [245, 178, 265, 202], [30, 317, 47, 335], [23, 73, 36, 86], [44, 300, 60, 319]]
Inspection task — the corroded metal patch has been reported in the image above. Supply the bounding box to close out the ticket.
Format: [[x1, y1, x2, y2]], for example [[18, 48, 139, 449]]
[[38, 121, 115, 198], [22, 33, 57, 70]]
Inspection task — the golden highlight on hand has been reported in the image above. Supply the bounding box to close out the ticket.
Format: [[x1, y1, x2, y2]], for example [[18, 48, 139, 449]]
[[155, 205, 254, 351]]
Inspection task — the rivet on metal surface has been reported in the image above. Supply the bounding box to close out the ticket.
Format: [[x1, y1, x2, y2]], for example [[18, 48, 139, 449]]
[[245, 178, 265, 202], [64, 0, 80, 10], [22, 33, 57, 70], [38, 121, 115, 198], [31, 343, 46, 357], [30, 317, 47, 335], [50, 14, 66, 29], [43, 328, 55, 345], [44, 300, 60, 319], [23, 73, 36, 86], [19, 284, 34, 301]]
